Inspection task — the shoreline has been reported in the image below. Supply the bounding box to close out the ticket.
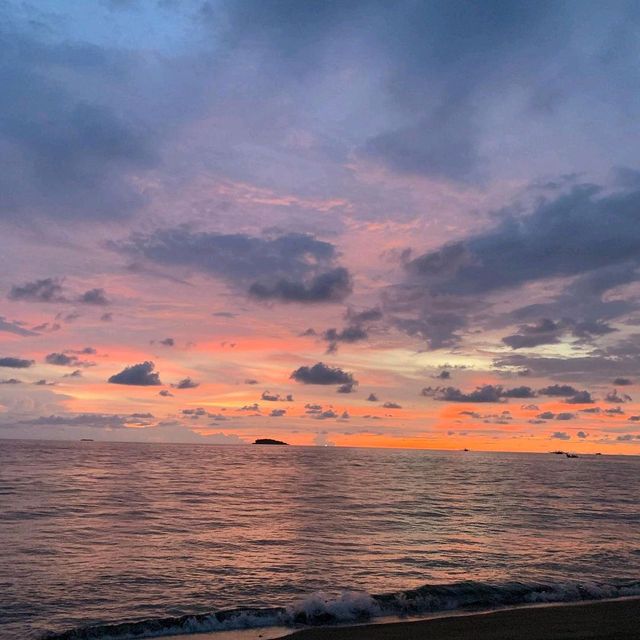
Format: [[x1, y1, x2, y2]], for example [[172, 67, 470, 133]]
[[273, 597, 640, 640]]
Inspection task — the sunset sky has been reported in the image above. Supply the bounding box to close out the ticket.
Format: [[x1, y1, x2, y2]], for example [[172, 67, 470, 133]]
[[2, 0, 640, 452]]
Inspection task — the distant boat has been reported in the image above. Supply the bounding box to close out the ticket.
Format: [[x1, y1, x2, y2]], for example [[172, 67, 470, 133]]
[[595, 452, 603, 456], [253, 438, 288, 445], [551, 450, 565, 455], [463, 448, 470, 452], [80, 438, 94, 442], [565, 453, 579, 458]]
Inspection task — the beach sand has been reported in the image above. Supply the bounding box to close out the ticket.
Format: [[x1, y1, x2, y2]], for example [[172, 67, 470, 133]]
[[277, 598, 640, 640]]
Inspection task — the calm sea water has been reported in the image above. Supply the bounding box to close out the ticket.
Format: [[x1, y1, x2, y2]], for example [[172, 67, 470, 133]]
[[1, 440, 640, 640]]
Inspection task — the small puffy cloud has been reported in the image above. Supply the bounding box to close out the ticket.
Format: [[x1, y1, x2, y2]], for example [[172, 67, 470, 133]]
[[244, 378, 258, 385], [337, 382, 357, 393], [323, 325, 368, 353], [173, 377, 199, 389], [555, 412, 576, 420], [78, 288, 109, 305], [270, 408, 286, 417], [551, 432, 571, 440], [537, 411, 555, 420], [8, 278, 66, 303], [63, 369, 82, 378], [0, 378, 22, 384], [565, 391, 594, 404], [613, 378, 633, 386], [108, 361, 161, 386], [366, 393, 378, 402], [382, 401, 402, 409], [290, 362, 356, 386], [605, 389, 632, 403], [159, 338, 175, 347], [159, 389, 173, 397], [577, 431, 588, 439], [313, 409, 339, 420], [433, 370, 451, 380], [45, 352, 94, 367], [0, 357, 34, 368]]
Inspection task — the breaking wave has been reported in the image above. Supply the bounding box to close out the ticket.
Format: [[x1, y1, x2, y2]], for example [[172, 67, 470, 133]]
[[41, 578, 640, 640]]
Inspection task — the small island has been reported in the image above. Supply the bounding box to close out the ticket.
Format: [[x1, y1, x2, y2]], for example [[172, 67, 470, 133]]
[[253, 438, 289, 445]]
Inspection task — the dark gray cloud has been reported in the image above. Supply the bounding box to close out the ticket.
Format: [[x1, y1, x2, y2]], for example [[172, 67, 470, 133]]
[[290, 362, 356, 386], [433, 370, 451, 380], [261, 391, 293, 402], [108, 361, 162, 386], [173, 377, 199, 389], [614, 377, 633, 386], [78, 288, 110, 305], [337, 382, 357, 393], [366, 393, 378, 402], [422, 385, 505, 403], [269, 408, 286, 417], [605, 389, 632, 403], [422, 384, 535, 403], [346, 307, 383, 323], [0, 378, 22, 384], [501, 386, 536, 399], [393, 182, 640, 349], [0, 22, 162, 222], [502, 318, 617, 349], [159, 338, 175, 347], [551, 432, 571, 440], [249, 267, 352, 304], [244, 378, 258, 385], [63, 370, 83, 378], [539, 384, 580, 397], [409, 184, 640, 296], [382, 401, 402, 409], [0, 357, 34, 368], [323, 324, 368, 353], [45, 352, 94, 368], [0, 316, 38, 337], [116, 229, 351, 303], [159, 389, 173, 397], [9, 279, 111, 306], [45, 353, 76, 366], [9, 278, 66, 303], [565, 391, 594, 404]]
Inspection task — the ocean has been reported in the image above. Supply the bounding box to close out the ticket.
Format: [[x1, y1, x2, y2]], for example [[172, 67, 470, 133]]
[[1, 440, 639, 640]]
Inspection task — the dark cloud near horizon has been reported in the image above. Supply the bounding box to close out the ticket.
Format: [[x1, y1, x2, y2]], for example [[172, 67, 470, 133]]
[[108, 361, 161, 386]]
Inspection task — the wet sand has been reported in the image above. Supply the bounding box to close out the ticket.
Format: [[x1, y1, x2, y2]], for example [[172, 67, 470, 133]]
[[277, 598, 640, 640]]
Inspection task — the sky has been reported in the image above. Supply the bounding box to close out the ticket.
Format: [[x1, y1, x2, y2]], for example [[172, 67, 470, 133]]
[[2, 0, 640, 452]]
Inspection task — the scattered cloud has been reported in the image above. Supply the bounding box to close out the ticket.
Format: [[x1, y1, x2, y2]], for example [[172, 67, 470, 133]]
[[108, 362, 162, 386]]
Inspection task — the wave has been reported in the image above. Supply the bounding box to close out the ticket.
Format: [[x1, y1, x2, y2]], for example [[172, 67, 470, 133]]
[[41, 578, 640, 640]]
